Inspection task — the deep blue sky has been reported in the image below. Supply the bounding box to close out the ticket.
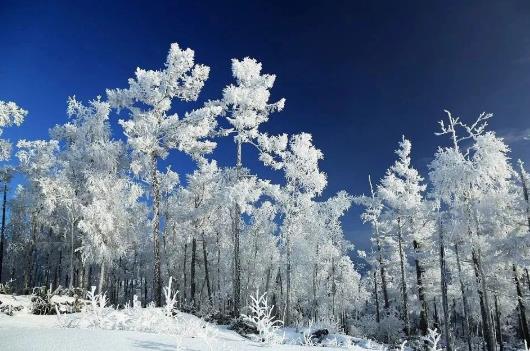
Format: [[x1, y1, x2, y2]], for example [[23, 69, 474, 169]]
[[2, 0, 530, 252]]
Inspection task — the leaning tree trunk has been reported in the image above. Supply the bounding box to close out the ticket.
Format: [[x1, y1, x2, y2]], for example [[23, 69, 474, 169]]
[[514, 265, 530, 346], [0, 182, 7, 283], [150, 154, 162, 307], [438, 220, 452, 351], [397, 218, 410, 336], [413, 239, 429, 336], [455, 243, 473, 351]]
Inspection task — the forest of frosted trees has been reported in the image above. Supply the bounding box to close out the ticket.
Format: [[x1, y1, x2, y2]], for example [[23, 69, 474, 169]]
[[1, 43, 530, 350]]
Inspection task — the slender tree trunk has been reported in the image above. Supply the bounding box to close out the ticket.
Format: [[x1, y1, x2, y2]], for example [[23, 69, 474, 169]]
[[438, 220, 452, 351], [190, 237, 197, 308], [312, 245, 319, 321], [183, 242, 188, 302], [202, 237, 212, 305], [518, 163, 530, 229], [494, 294, 503, 351], [150, 154, 162, 307], [69, 220, 75, 289], [455, 243, 473, 351], [216, 231, 221, 307], [375, 237, 390, 311], [0, 183, 7, 282], [285, 227, 292, 325], [374, 270, 380, 323], [413, 239, 429, 336], [98, 262, 105, 293], [514, 265, 530, 346], [231, 138, 243, 317], [397, 218, 410, 336], [369, 177, 389, 311], [472, 247, 495, 351], [331, 256, 336, 318]]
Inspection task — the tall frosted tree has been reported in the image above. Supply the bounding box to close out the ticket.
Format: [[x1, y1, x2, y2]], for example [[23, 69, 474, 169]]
[[0, 100, 26, 282], [220, 57, 285, 315], [107, 43, 220, 306]]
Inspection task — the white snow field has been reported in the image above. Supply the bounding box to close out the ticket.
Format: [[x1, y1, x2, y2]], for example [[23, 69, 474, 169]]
[[0, 294, 381, 351]]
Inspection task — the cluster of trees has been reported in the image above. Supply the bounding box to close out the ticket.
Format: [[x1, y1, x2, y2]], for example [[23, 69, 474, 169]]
[[0, 43, 365, 329], [3, 42, 529, 350], [356, 111, 530, 350]]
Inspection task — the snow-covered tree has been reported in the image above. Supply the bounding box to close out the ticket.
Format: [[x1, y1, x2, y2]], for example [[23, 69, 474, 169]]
[[107, 43, 220, 306]]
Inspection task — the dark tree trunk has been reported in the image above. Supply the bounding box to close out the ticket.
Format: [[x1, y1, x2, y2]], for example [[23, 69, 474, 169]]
[[183, 242, 188, 302], [413, 239, 429, 336], [375, 237, 390, 311], [494, 294, 503, 351], [0, 183, 7, 282], [150, 154, 162, 307], [514, 265, 530, 346], [397, 218, 410, 336], [232, 138, 242, 317], [374, 270, 380, 323], [202, 236, 212, 305], [472, 248, 495, 351], [439, 221, 452, 351], [455, 244, 473, 351], [190, 238, 197, 307]]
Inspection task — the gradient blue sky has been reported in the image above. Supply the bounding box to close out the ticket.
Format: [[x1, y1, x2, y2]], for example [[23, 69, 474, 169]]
[[1, 1, 530, 252]]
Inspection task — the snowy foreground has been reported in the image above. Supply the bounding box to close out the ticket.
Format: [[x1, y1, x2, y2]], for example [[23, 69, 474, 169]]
[[0, 295, 381, 351]]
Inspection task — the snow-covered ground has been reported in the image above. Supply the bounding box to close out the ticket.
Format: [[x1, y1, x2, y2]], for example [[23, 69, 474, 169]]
[[0, 294, 382, 351]]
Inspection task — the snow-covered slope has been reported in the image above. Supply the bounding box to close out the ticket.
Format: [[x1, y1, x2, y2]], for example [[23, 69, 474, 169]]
[[0, 294, 382, 351]]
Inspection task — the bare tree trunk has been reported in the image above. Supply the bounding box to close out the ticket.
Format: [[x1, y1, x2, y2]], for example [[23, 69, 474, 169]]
[[0, 183, 7, 282], [150, 154, 162, 307], [68, 220, 75, 289], [216, 232, 221, 307], [375, 237, 390, 311], [494, 294, 503, 351], [439, 220, 452, 351], [514, 265, 530, 346], [285, 227, 292, 325], [369, 177, 390, 311], [472, 247, 495, 351], [374, 270, 380, 323], [455, 243, 473, 351], [518, 163, 530, 229], [202, 236, 212, 305], [397, 218, 410, 336], [232, 138, 242, 317], [183, 242, 188, 302], [98, 262, 105, 293], [190, 237, 197, 308], [331, 256, 336, 318], [413, 239, 429, 336]]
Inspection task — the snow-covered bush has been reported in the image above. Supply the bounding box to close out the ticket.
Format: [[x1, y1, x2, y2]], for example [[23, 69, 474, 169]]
[[30, 286, 86, 315], [421, 328, 442, 351], [0, 279, 14, 294], [84, 286, 108, 327], [358, 309, 404, 344], [241, 289, 283, 344]]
